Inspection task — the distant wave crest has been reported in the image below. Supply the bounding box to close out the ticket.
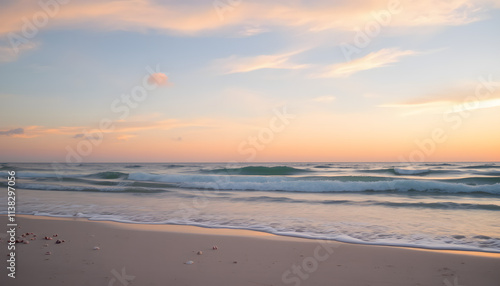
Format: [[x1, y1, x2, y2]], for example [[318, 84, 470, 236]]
[[201, 166, 311, 176], [393, 167, 430, 175]]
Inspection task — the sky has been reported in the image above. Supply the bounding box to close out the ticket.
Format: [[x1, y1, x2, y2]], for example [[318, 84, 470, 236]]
[[0, 0, 499, 163]]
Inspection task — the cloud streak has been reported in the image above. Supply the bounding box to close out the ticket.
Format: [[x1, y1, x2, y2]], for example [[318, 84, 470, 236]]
[[381, 85, 500, 115], [316, 48, 417, 78], [0, 42, 38, 62], [0, 0, 494, 37], [214, 50, 309, 74], [116, 134, 136, 141], [0, 128, 24, 136], [3, 118, 215, 139]]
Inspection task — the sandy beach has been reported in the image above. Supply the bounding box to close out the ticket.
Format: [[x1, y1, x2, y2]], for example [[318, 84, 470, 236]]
[[0, 215, 498, 286]]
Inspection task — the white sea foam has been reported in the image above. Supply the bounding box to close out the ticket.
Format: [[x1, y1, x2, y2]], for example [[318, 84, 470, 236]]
[[394, 167, 430, 175], [17, 183, 159, 193], [128, 172, 500, 194], [16, 171, 82, 178]]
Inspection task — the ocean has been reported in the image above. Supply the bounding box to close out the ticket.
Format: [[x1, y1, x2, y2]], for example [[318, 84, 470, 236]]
[[1, 162, 499, 253]]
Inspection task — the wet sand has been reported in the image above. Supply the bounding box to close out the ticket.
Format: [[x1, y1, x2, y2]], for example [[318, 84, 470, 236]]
[[1, 215, 499, 286]]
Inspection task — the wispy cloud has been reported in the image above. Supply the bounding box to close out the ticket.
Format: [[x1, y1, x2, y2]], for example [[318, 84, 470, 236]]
[[237, 26, 268, 37], [213, 50, 309, 74], [0, 42, 39, 62], [1, 0, 490, 36], [0, 128, 24, 136], [5, 118, 213, 139], [116, 134, 136, 141], [381, 85, 500, 115], [315, 48, 418, 78], [398, 0, 486, 26]]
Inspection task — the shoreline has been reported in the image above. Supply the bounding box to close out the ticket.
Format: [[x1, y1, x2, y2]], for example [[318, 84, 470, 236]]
[[13, 214, 500, 256], [1, 215, 500, 286]]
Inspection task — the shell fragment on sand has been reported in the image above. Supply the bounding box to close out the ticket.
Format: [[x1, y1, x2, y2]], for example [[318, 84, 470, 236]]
[[185, 260, 194, 265]]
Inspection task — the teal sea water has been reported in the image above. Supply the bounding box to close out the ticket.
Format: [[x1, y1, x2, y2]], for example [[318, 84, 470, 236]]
[[1, 162, 499, 252]]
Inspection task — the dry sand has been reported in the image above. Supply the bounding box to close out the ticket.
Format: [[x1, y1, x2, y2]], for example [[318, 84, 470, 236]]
[[1, 215, 499, 286]]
